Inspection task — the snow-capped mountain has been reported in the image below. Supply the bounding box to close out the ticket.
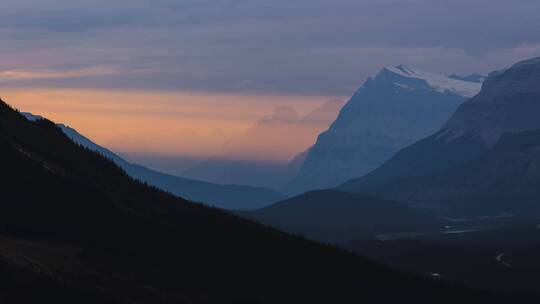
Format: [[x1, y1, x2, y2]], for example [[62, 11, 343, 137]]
[[340, 56, 540, 217], [284, 66, 482, 195], [448, 73, 486, 83], [385, 65, 482, 97], [22, 113, 286, 209]]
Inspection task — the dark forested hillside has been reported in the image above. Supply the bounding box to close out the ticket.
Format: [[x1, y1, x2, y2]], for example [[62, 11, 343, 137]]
[[0, 99, 534, 303], [239, 190, 446, 243], [22, 112, 286, 210], [344, 219, 540, 294]]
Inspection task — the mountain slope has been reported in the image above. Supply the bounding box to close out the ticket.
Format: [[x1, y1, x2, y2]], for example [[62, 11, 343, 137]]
[[239, 190, 446, 243], [285, 66, 481, 195], [340, 57, 540, 217], [22, 113, 285, 210], [361, 128, 540, 217], [182, 100, 344, 189], [340, 56, 540, 193], [0, 100, 522, 303]]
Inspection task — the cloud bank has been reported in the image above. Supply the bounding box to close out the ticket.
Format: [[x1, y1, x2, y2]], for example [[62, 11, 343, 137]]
[[1, 0, 540, 95]]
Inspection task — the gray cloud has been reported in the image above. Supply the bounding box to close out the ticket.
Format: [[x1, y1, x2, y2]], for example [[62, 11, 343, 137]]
[[1, 0, 540, 95]]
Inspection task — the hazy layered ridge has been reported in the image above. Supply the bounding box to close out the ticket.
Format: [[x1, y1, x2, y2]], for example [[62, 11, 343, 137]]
[[4, 89, 333, 164], [1, 99, 520, 303], [285, 66, 481, 194], [22, 112, 286, 210], [341, 56, 540, 217], [182, 100, 344, 189]]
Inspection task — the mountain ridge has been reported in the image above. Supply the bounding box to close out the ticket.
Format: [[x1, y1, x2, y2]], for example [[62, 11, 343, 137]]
[[0, 98, 523, 303], [340, 56, 540, 194], [284, 65, 481, 195], [340, 56, 540, 217], [238, 189, 446, 243], [21, 112, 286, 210], [182, 100, 344, 189]]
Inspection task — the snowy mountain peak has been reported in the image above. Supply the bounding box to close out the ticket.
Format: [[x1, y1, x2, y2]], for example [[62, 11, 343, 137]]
[[285, 65, 473, 195], [383, 65, 482, 98], [386, 65, 418, 77], [448, 73, 486, 83]]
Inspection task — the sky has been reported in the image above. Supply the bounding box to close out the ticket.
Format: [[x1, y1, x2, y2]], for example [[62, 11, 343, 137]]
[[2, 89, 333, 163], [1, 0, 540, 165]]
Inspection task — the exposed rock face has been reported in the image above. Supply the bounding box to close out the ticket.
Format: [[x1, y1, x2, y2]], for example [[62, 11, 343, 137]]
[[363, 129, 540, 217], [443, 58, 540, 145], [285, 66, 480, 195], [342, 57, 540, 217], [340, 57, 540, 194]]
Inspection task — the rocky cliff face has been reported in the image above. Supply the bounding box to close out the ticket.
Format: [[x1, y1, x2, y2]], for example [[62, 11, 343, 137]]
[[343, 57, 540, 217], [443, 57, 540, 145], [285, 66, 481, 195], [340, 57, 540, 194], [363, 128, 540, 217]]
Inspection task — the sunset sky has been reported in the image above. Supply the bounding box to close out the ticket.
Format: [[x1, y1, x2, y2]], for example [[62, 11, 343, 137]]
[[2, 0, 540, 167], [3, 89, 336, 163]]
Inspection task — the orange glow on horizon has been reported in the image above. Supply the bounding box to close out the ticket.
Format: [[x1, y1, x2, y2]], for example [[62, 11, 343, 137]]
[[2, 88, 341, 162]]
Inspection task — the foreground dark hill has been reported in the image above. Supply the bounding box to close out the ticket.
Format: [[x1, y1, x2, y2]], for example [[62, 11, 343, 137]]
[[345, 217, 540, 294], [22, 113, 285, 210], [239, 190, 446, 243], [0, 100, 524, 303], [340, 56, 540, 194]]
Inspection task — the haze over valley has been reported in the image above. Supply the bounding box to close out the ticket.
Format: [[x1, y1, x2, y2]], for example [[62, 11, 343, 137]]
[[2, 1, 540, 303]]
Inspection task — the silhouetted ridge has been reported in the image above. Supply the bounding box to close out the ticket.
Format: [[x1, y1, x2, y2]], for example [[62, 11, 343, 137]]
[[239, 189, 445, 243], [1, 98, 525, 303], [21, 111, 286, 210]]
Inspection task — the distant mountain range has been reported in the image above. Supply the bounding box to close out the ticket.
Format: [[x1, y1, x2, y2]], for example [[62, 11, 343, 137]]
[[182, 100, 344, 189], [231, 57, 540, 298], [1, 98, 519, 303], [284, 66, 483, 195], [340, 56, 540, 217], [22, 113, 285, 210]]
